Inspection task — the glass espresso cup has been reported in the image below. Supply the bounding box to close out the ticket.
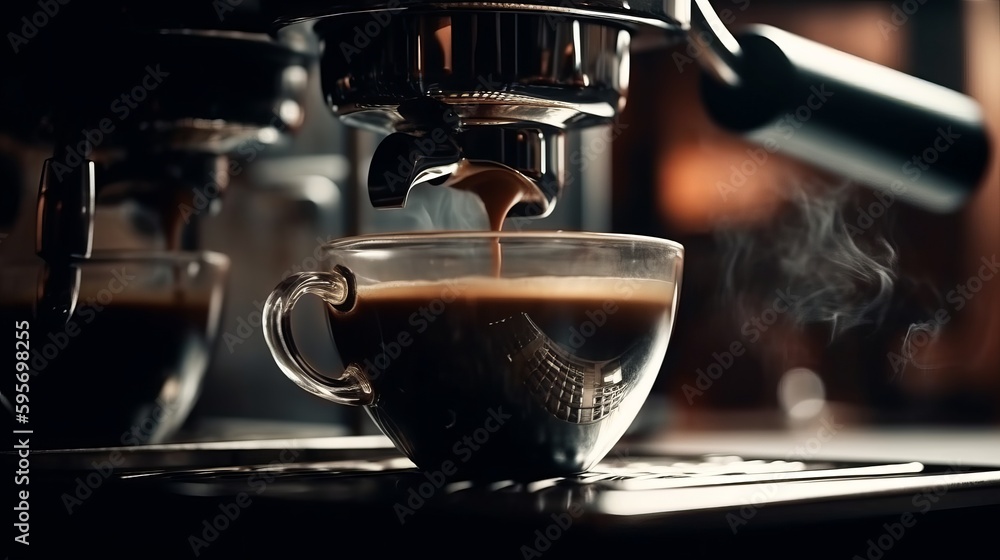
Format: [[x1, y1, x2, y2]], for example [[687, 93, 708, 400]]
[[1, 252, 229, 449], [264, 232, 683, 479]]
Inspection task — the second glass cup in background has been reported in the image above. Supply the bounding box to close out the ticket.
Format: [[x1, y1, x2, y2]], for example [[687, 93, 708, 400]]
[[1, 252, 229, 449]]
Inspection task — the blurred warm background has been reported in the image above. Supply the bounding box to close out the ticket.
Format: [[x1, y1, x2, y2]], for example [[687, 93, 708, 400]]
[[615, 0, 1000, 430]]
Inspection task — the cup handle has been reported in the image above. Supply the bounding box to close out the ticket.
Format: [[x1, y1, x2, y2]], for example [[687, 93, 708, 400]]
[[263, 268, 374, 406]]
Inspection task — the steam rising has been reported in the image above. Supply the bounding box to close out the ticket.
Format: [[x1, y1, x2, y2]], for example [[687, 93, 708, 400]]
[[371, 184, 490, 232], [717, 176, 899, 339], [899, 321, 947, 372]]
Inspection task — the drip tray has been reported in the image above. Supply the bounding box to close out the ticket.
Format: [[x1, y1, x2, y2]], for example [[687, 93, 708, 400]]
[[17, 436, 1000, 557], [27, 436, 1000, 521]]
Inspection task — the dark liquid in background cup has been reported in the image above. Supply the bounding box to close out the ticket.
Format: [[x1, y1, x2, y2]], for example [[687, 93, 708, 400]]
[[3, 300, 212, 449], [327, 277, 675, 478]]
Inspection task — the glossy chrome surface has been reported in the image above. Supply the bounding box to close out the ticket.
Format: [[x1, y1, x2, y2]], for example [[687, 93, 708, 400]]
[[275, 1, 690, 30], [318, 13, 632, 130], [690, 0, 743, 87], [368, 127, 565, 217], [35, 158, 96, 262], [314, 11, 633, 219], [301, 1, 743, 220], [116, 31, 311, 153], [23, 29, 312, 271]]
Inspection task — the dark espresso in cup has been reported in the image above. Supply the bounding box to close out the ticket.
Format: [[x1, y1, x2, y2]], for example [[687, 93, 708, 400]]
[[3, 299, 213, 449], [327, 276, 675, 478]]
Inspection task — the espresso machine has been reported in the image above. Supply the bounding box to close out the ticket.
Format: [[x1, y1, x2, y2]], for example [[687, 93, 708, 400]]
[[309, 0, 990, 211], [5, 0, 990, 250], [1, 0, 991, 439], [4, 3, 1000, 558]]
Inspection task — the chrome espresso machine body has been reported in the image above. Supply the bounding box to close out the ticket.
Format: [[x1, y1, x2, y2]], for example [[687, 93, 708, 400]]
[[288, 0, 990, 215], [5, 0, 991, 254], [0, 0, 991, 437]]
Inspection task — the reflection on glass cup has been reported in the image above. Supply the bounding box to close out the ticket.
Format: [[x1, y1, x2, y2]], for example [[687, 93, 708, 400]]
[[264, 232, 683, 479], [1, 252, 229, 449]]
